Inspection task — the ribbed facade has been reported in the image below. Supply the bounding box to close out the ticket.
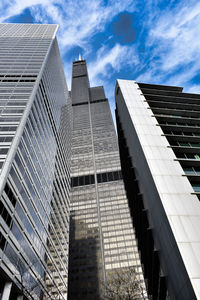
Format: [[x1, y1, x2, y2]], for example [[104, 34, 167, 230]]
[[138, 83, 200, 198], [68, 60, 145, 299], [115, 80, 200, 300], [0, 24, 71, 300]]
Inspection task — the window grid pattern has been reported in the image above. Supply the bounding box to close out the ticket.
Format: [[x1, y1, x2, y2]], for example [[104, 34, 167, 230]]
[[69, 60, 145, 299], [0, 24, 70, 300], [0, 23, 57, 173]]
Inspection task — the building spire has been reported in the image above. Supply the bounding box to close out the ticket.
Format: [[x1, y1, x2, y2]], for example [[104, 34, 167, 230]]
[[78, 53, 81, 61]]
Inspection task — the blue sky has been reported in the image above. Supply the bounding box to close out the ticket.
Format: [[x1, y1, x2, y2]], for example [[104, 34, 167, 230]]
[[1, 0, 200, 120]]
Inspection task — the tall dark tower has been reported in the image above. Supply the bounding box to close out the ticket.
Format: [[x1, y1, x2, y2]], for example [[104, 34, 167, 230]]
[[68, 60, 146, 299]]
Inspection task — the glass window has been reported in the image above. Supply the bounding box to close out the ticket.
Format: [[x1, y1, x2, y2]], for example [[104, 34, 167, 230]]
[[192, 183, 200, 193]]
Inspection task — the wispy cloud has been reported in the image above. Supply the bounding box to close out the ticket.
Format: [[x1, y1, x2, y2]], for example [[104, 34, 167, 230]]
[[0, 0, 56, 23], [1, 0, 200, 112], [88, 43, 139, 85], [37, 0, 136, 53], [139, 0, 200, 89], [150, 1, 200, 71], [0, 0, 136, 51], [0, 0, 138, 97], [186, 85, 200, 94]]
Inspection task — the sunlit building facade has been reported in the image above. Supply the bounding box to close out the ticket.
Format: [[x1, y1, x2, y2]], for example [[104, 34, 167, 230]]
[[0, 24, 71, 300], [115, 80, 200, 300], [68, 60, 146, 299]]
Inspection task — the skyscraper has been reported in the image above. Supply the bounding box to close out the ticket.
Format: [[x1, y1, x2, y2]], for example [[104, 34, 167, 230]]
[[115, 80, 200, 299], [0, 24, 71, 300], [68, 60, 145, 299]]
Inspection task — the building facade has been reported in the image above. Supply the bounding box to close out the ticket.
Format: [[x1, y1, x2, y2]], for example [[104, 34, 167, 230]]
[[115, 80, 200, 299], [68, 60, 146, 299], [0, 24, 71, 300]]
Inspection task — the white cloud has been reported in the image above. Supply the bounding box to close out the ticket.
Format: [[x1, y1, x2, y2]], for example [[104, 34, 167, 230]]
[[0, 0, 136, 52], [153, 2, 200, 69], [0, 0, 138, 92], [0, 0, 57, 22], [135, 70, 157, 84], [88, 43, 139, 85], [165, 64, 199, 87], [185, 84, 200, 94], [139, 1, 200, 88], [86, 42, 139, 127], [49, 0, 135, 53]]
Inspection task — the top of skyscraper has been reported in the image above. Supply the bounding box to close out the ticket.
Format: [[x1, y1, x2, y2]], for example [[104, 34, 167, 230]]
[[0, 23, 58, 38], [71, 59, 106, 107]]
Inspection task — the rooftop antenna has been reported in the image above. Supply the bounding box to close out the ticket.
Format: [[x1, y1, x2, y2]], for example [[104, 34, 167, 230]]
[[79, 53, 81, 61]]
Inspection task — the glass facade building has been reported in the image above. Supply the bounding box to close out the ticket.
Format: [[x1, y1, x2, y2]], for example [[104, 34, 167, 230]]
[[68, 60, 146, 299], [0, 24, 71, 299], [115, 80, 200, 300]]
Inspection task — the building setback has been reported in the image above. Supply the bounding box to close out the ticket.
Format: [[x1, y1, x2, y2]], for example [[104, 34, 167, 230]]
[[68, 60, 145, 299], [0, 24, 71, 299], [115, 79, 200, 300]]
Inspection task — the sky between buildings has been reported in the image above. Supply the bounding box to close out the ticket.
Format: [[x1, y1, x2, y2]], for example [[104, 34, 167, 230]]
[[0, 0, 200, 122]]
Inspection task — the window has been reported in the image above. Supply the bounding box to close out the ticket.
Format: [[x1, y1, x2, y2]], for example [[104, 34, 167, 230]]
[[0, 232, 6, 250], [0, 200, 12, 227], [71, 175, 95, 187], [97, 171, 122, 183], [192, 183, 200, 193]]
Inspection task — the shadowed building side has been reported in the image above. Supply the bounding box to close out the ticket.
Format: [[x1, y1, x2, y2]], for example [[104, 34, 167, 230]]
[[115, 79, 200, 300]]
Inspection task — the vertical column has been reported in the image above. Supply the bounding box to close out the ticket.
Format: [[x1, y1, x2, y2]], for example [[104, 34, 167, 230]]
[[1, 282, 12, 300]]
